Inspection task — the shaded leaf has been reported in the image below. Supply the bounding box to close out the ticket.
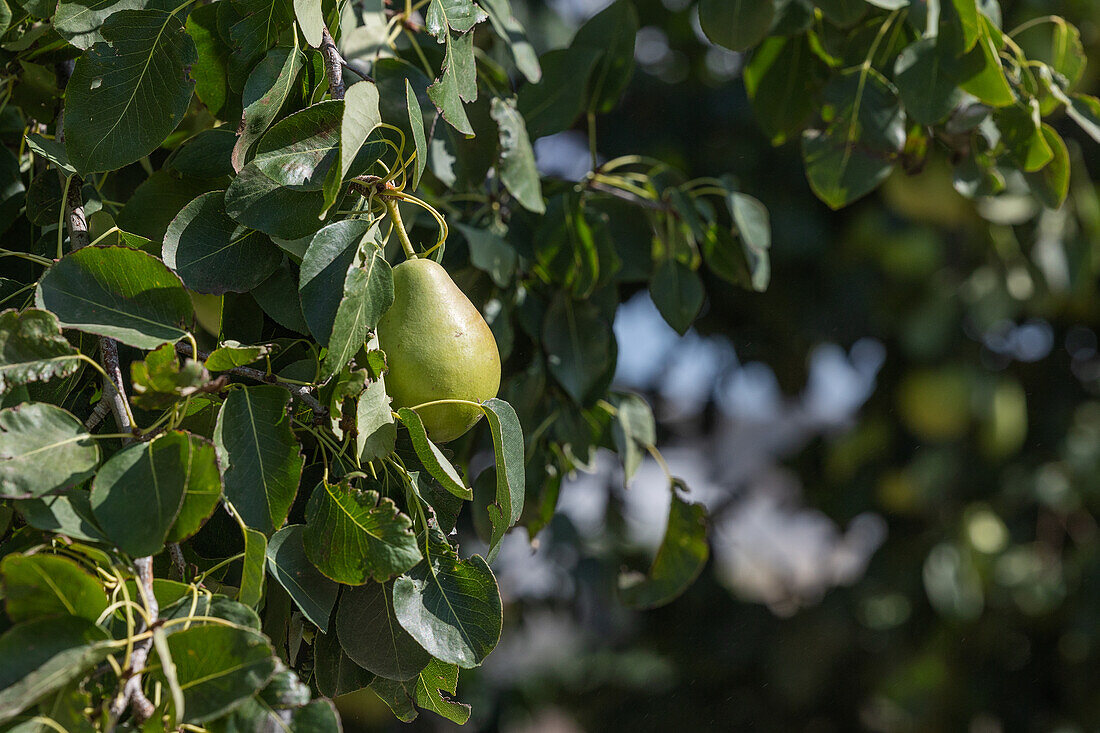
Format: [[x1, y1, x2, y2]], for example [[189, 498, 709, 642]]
[[542, 294, 614, 404], [0, 403, 99, 499], [266, 524, 339, 632], [480, 0, 540, 83], [90, 431, 205, 556], [801, 66, 905, 209], [233, 44, 303, 172], [1, 553, 109, 623], [314, 629, 375, 697], [744, 34, 828, 145], [619, 493, 709, 609], [369, 658, 470, 725], [698, 0, 774, 52], [649, 259, 704, 335], [0, 616, 112, 724], [336, 581, 430, 680], [214, 385, 304, 536], [156, 624, 278, 723], [322, 239, 394, 381], [15, 490, 108, 543], [164, 191, 282, 294]]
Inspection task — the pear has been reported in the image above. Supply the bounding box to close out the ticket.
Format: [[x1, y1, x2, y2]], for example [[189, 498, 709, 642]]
[[377, 257, 501, 442]]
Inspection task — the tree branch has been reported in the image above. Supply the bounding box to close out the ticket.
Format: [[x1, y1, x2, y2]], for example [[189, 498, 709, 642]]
[[174, 343, 330, 421], [320, 27, 346, 100], [57, 59, 154, 724]]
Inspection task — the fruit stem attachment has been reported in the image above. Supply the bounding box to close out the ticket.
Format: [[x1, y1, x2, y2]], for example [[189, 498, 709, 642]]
[[385, 198, 418, 259]]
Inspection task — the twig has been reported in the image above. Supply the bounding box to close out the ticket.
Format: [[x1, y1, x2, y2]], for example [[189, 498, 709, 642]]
[[174, 343, 330, 421], [83, 398, 112, 431], [587, 180, 673, 213], [342, 62, 374, 83], [56, 63, 155, 723], [320, 27, 346, 100], [109, 557, 157, 723], [167, 542, 187, 581], [54, 60, 89, 250]]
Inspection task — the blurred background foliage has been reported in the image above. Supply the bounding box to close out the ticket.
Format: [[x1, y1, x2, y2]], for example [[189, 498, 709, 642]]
[[332, 0, 1100, 729]]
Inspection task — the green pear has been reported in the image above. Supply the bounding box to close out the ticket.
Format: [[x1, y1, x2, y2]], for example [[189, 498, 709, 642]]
[[377, 257, 501, 442]]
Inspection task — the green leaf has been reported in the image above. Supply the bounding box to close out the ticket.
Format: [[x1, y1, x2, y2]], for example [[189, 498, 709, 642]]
[[369, 658, 470, 725], [153, 627, 185, 725], [117, 170, 222, 242], [479, 398, 524, 562], [490, 96, 544, 214], [1, 553, 109, 623], [323, 80, 382, 214], [405, 80, 429, 190], [0, 616, 112, 724], [456, 223, 516, 287], [571, 0, 637, 114], [164, 191, 282, 295], [1013, 16, 1085, 91], [90, 431, 205, 556], [300, 219, 375, 343], [480, 0, 540, 83], [293, 0, 323, 46], [322, 239, 394, 381], [253, 266, 310, 334], [650, 259, 704, 335], [204, 341, 268, 371], [187, 3, 237, 121], [0, 308, 82, 393], [425, 0, 486, 35], [397, 408, 471, 500], [15, 490, 109, 543], [233, 44, 303, 172], [24, 133, 77, 178], [996, 102, 1054, 172], [1025, 124, 1070, 209], [698, 0, 774, 52], [165, 434, 222, 543], [517, 47, 601, 140], [156, 625, 278, 723], [335, 581, 430, 680], [265, 525, 339, 632], [619, 493, 709, 609], [171, 128, 238, 179], [744, 34, 828, 145], [814, 0, 866, 26], [392, 528, 502, 668], [35, 245, 193, 350], [302, 479, 422, 584], [131, 342, 209, 410], [225, 102, 347, 239], [0, 403, 99, 499], [64, 8, 197, 174], [53, 0, 146, 50], [956, 15, 1015, 107], [894, 37, 965, 125], [1063, 93, 1100, 143], [801, 66, 906, 209], [314, 629, 375, 697], [609, 392, 655, 484], [214, 385, 304, 536], [427, 29, 476, 135], [357, 376, 396, 463], [238, 527, 266, 607], [227, 0, 294, 92], [542, 294, 614, 405]]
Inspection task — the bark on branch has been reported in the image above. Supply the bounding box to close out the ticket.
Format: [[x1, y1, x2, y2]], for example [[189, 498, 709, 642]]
[[174, 343, 330, 421]]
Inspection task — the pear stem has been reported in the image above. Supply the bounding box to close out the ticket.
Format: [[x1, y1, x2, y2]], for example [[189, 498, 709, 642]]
[[385, 198, 418, 259]]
